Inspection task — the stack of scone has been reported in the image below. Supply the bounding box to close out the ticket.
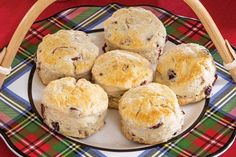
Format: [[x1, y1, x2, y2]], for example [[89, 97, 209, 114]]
[[36, 7, 217, 145], [37, 30, 108, 138]]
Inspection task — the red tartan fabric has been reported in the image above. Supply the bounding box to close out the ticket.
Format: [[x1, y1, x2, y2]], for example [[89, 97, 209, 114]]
[[0, 0, 235, 156]]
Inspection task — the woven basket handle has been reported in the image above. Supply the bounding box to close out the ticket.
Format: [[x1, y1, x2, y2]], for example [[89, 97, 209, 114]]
[[0, 0, 235, 88], [184, 0, 236, 82], [0, 0, 57, 87]]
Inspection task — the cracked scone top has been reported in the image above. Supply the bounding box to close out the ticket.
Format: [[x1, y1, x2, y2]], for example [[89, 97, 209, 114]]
[[155, 43, 217, 105], [103, 7, 167, 65], [37, 30, 99, 85], [42, 77, 108, 114], [92, 50, 153, 109], [119, 83, 184, 144], [41, 77, 108, 138]]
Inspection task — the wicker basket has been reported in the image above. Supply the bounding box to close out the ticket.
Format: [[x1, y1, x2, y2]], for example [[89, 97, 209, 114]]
[[0, 0, 235, 88]]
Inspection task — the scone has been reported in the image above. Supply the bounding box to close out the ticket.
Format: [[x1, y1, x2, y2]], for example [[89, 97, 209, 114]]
[[155, 43, 217, 105], [92, 50, 153, 109], [37, 30, 99, 85], [119, 83, 184, 144], [41, 77, 108, 138], [103, 7, 167, 66]]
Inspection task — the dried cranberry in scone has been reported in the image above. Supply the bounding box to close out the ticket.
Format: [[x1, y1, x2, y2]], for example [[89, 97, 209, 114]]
[[36, 30, 99, 85], [41, 77, 108, 138], [92, 50, 153, 109], [119, 83, 184, 144], [155, 43, 216, 105], [103, 7, 167, 67]]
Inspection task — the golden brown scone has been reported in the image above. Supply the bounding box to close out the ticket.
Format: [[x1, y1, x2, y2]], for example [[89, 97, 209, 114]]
[[119, 83, 184, 144], [92, 50, 153, 109], [41, 77, 108, 138], [37, 30, 99, 85], [103, 7, 167, 66], [155, 43, 217, 105]]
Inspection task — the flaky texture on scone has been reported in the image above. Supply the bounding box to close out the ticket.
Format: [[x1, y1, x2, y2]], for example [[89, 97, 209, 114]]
[[155, 43, 217, 105], [119, 83, 184, 144], [37, 30, 99, 85], [41, 77, 108, 138], [103, 7, 167, 66], [92, 50, 154, 109]]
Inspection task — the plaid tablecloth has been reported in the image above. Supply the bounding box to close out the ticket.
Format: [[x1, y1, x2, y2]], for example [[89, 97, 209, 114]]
[[0, 4, 235, 157]]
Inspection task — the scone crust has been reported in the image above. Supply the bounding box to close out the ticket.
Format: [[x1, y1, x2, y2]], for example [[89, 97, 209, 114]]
[[41, 77, 108, 138], [155, 43, 216, 105], [103, 7, 166, 64], [119, 83, 184, 144], [104, 7, 166, 50], [92, 50, 153, 92], [119, 83, 179, 127], [42, 77, 108, 115], [37, 30, 99, 85]]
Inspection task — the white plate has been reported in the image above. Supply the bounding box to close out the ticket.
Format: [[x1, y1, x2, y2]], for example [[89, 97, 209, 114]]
[[30, 30, 206, 151]]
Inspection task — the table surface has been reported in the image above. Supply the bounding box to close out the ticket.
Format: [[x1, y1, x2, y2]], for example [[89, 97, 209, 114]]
[[0, 0, 235, 156]]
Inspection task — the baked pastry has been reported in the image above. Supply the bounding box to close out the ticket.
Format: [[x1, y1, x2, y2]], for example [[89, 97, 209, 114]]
[[41, 77, 108, 138], [103, 7, 167, 66], [119, 83, 184, 144], [155, 43, 217, 105], [37, 30, 99, 85], [92, 50, 153, 109]]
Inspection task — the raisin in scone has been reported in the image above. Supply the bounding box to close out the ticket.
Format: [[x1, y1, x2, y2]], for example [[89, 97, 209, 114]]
[[119, 83, 184, 144], [155, 43, 217, 105], [41, 77, 108, 138], [37, 30, 99, 85], [103, 7, 167, 67], [92, 50, 153, 109]]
